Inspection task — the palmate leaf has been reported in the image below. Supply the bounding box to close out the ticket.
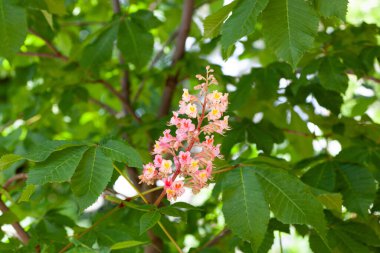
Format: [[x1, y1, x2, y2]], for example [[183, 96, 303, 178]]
[[0, 0, 27, 60], [27, 146, 89, 185], [80, 22, 119, 67], [254, 165, 327, 236], [71, 147, 114, 211], [117, 19, 153, 69], [315, 0, 348, 20], [222, 167, 270, 252], [301, 162, 337, 192], [100, 140, 143, 169], [221, 0, 269, 50], [319, 56, 349, 93], [222, 165, 327, 251], [139, 211, 161, 235], [262, 0, 319, 67], [0, 140, 89, 170], [338, 163, 376, 217], [203, 1, 237, 39]]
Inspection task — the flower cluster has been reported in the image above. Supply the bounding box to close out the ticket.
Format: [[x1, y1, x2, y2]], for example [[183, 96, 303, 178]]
[[139, 66, 230, 200]]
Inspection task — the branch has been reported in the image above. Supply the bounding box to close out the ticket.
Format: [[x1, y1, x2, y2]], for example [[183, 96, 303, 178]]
[[28, 29, 68, 61], [1, 173, 29, 245], [88, 97, 118, 116], [346, 70, 380, 84], [133, 29, 179, 103], [91, 79, 141, 123], [0, 200, 30, 245], [158, 0, 194, 117], [17, 52, 66, 60], [112, 0, 133, 115], [197, 229, 231, 251], [3, 173, 28, 189]]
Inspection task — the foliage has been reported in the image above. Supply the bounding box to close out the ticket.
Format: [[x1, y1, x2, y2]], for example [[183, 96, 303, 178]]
[[0, 0, 379, 252]]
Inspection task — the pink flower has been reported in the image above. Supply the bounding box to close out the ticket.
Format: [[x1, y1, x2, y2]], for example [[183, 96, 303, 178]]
[[180, 118, 195, 132], [154, 155, 163, 168], [138, 163, 157, 185], [138, 66, 230, 201], [182, 89, 190, 102], [186, 103, 197, 118], [178, 151, 191, 166], [159, 159, 173, 176]]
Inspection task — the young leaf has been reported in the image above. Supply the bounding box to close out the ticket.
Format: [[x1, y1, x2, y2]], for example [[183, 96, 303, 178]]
[[117, 19, 153, 69], [100, 140, 143, 169], [254, 165, 327, 236], [0, 0, 27, 60], [80, 22, 119, 67], [71, 147, 114, 211], [222, 167, 270, 252], [18, 184, 36, 202], [0, 154, 23, 171], [27, 146, 89, 185], [111, 240, 149, 250], [139, 211, 161, 235], [221, 0, 269, 50], [262, 0, 319, 67], [203, 1, 237, 39]]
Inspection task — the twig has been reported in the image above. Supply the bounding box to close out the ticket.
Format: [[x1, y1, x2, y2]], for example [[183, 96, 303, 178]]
[[28, 29, 68, 61], [197, 229, 231, 251], [158, 0, 194, 117], [133, 29, 179, 103], [3, 173, 28, 189], [58, 206, 120, 253], [91, 79, 141, 123], [112, 0, 133, 115], [113, 163, 183, 253], [346, 70, 380, 84], [17, 52, 66, 60], [0, 200, 30, 244], [61, 21, 107, 27], [88, 97, 118, 116], [1, 173, 29, 245]]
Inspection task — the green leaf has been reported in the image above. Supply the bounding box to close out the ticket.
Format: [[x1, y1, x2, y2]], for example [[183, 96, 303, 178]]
[[203, 1, 237, 38], [301, 162, 337, 192], [80, 22, 119, 67], [139, 211, 161, 235], [319, 57, 349, 93], [338, 163, 376, 216], [221, 0, 269, 49], [0, 0, 27, 60], [71, 147, 114, 211], [0, 154, 23, 171], [43, 0, 65, 15], [328, 228, 371, 253], [317, 193, 342, 214], [27, 146, 89, 185], [0, 210, 19, 225], [222, 167, 270, 252], [100, 140, 143, 168], [111, 240, 149, 250], [262, 0, 319, 67], [23, 140, 88, 162], [117, 19, 153, 69], [316, 0, 348, 20], [18, 184, 36, 202], [170, 202, 201, 210], [254, 165, 327, 236]]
